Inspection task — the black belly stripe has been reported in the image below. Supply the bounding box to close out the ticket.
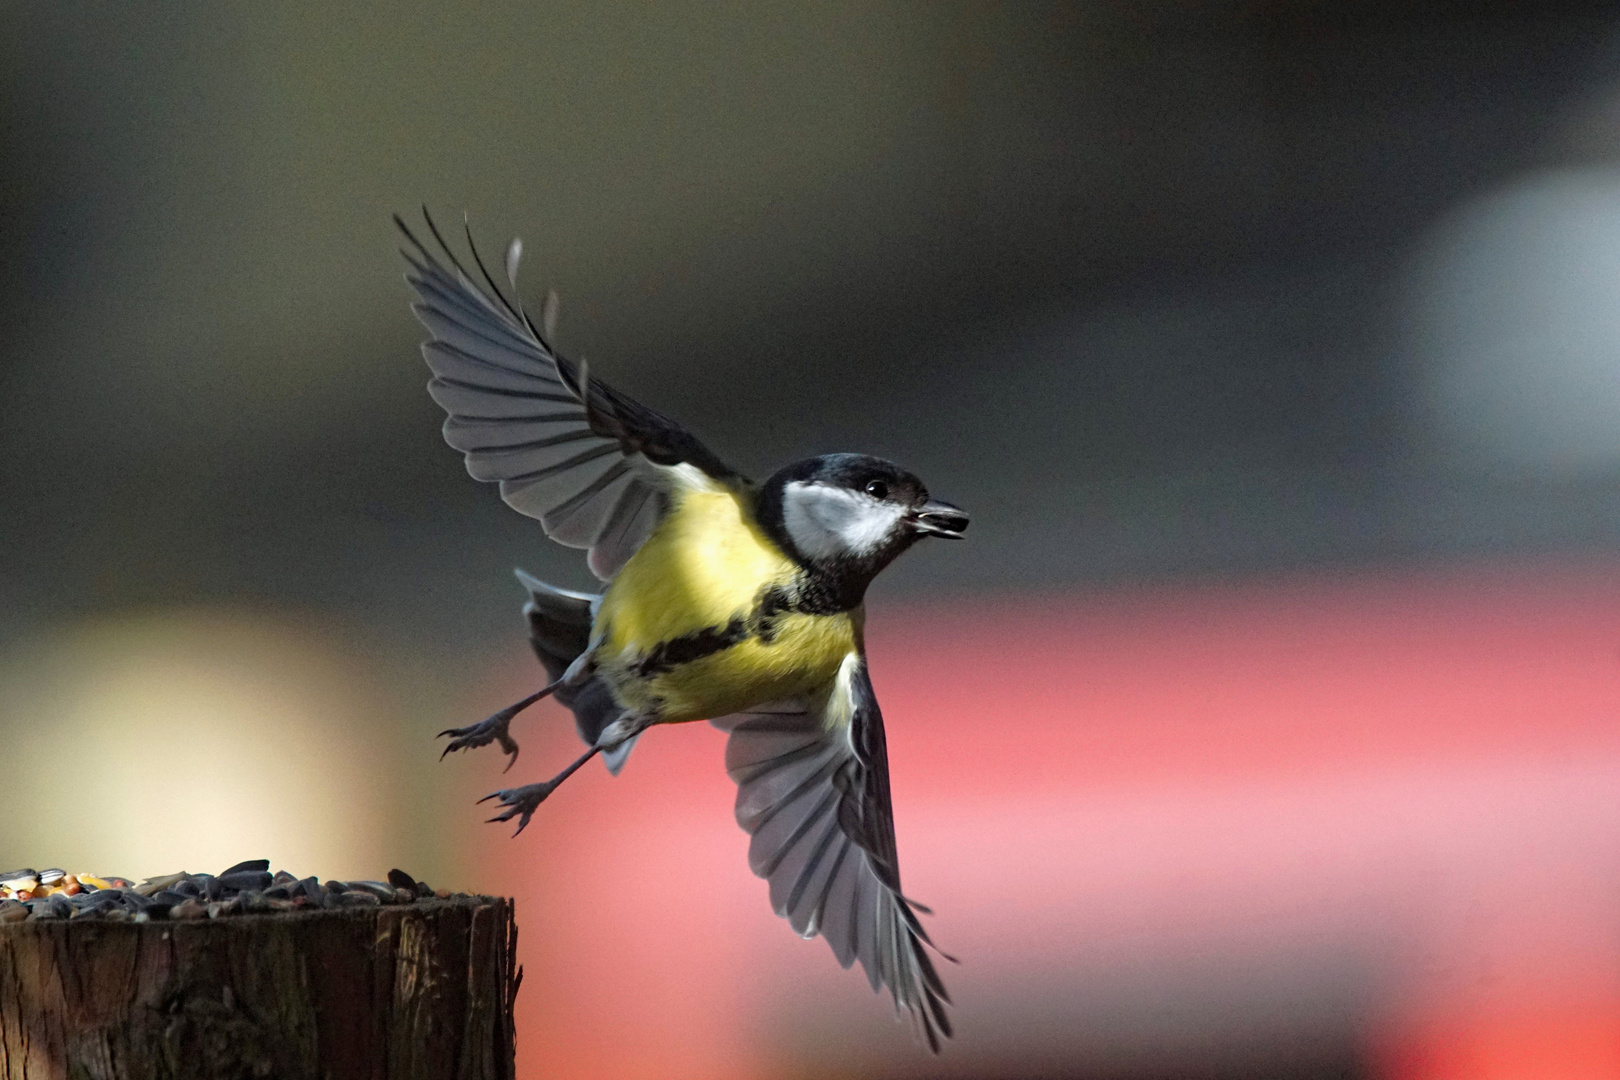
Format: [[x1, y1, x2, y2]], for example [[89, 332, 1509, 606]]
[[752, 584, 794, 644], [631, 579, 837, 679], [634, 617, 750, 678]]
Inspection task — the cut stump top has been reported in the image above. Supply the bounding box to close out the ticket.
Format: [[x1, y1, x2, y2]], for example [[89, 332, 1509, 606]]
[[0, 895, 519, 1080]]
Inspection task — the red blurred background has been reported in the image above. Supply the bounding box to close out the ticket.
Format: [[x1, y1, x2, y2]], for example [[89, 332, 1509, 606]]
[[464, 558, 1620, 1079], [9, 5, 1620, 1078]]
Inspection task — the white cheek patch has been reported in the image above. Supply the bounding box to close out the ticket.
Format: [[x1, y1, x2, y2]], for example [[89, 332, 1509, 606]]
[[781, 481, 907, 560]]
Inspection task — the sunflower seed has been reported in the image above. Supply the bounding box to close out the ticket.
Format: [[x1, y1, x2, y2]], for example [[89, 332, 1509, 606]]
[[71, 898, 115, 919], [136, 873, 190, 897], [343, 881, 397, 901], [219, 859, 270, 877], [0, 863, 450, 924], [218, 871, 273, 893]]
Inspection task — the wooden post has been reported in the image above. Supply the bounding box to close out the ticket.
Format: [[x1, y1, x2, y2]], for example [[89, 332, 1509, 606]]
[[0, 895, 519, 1080]]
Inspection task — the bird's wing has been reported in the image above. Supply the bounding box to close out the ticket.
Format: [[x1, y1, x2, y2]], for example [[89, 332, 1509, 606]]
[[398, 210, 740, 580], [712, 656, 952, 1051]]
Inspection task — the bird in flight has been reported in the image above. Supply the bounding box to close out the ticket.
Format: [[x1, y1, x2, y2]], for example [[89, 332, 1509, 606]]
[[398, 210, 966, 1050]]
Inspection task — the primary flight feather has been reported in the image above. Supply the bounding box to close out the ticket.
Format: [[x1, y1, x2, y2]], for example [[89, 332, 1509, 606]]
[[398, 210, 967, 1050]]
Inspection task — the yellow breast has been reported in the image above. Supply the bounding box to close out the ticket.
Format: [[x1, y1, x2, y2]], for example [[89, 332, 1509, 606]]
[[594, 484, 858, 722], [645, 610, 858, 721], [598, 485, 792, 645]]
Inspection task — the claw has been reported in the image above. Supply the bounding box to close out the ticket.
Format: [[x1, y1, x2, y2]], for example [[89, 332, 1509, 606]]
[[471, 744, 601, 836], [437, 712, 521, 769], [479, 782, 554, 837], [436, 683, 559, 767]]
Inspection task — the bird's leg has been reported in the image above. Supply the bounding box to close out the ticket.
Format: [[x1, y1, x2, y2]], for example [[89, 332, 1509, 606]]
[[439, 681, 559, 771], [479, 712, 650, 835], [480, 744, 602, 836]]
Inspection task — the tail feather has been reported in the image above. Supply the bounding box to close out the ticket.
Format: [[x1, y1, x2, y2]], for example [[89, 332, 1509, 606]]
[[514, 569, 634, 773], [602, 735, 640, 775], [515, 568, 593, 683]]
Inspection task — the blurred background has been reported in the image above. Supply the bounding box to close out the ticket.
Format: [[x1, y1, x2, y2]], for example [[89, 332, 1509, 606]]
[[5, 1, 1620, 1076]]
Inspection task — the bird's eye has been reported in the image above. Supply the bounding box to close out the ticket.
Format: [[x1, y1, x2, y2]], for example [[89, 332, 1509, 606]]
[[865, 480, 890, 500]]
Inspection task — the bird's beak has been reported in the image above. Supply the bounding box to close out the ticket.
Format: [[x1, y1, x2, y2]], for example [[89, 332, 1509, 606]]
[[910, 499, 969, 539]]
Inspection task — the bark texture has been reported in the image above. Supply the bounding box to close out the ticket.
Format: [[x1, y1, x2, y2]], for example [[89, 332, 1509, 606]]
[[0, 896, 519, 1080]]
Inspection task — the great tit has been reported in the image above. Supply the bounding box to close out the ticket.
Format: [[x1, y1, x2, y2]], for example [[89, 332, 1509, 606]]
[[399, 211, 966, 1050]]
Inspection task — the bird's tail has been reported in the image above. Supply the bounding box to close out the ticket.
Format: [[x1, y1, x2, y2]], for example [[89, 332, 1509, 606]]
[[514, 569, 638, 774]]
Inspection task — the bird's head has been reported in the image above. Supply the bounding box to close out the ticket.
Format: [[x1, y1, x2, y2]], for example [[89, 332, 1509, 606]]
[[758, 454, 968, 588]]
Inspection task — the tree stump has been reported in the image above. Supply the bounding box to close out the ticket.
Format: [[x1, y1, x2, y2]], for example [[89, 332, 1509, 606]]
[[0, 895, 519, 1080]]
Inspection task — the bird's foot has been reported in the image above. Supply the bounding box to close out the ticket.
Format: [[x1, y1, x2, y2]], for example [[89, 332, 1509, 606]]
[[475, 744, 603, 835], [438, 683, 563, 771], [439, 712, 520, 771], [478, 781, 556, 836]]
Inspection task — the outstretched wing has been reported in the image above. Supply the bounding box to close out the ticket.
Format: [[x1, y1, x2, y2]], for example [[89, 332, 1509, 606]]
[[712, 656, 953, 1051], [397, 210, 740, 580]]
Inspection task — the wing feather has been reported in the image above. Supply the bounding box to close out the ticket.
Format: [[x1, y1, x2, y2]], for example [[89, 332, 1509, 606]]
[[422, 341, 565, 394], [427, 379, 573, 420], [442, 415, 596, 453], [818, 839, 862, 967], [712, 659, 952, 1051], [543, 462, 636, 547], [399, 209, 739, 580], [586, 482, 660, 582], [588, 483, 665, 580], [414, 307, 549, 377], [782, 813, 846, 935]]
